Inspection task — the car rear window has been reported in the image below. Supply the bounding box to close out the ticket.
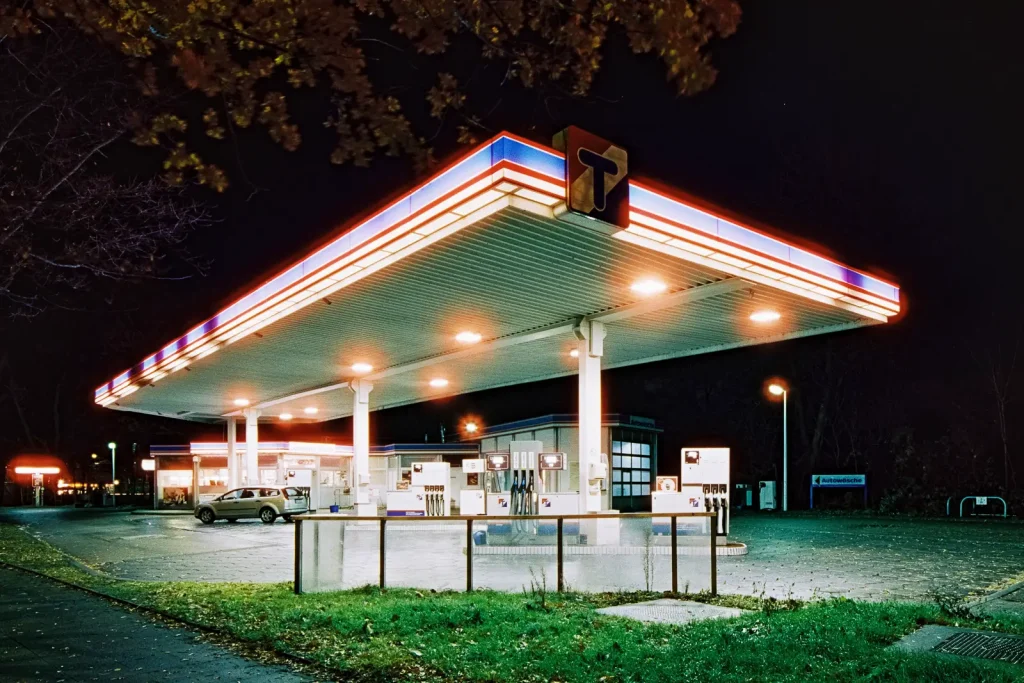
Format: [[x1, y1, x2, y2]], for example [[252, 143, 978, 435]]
[[284, 488, 304, 498]]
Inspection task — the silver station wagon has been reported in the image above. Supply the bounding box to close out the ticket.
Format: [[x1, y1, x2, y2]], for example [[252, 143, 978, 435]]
[[194, 487, 308, 524]]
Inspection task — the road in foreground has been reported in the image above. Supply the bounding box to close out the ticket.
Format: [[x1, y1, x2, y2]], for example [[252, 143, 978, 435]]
[[0, 567, 312, 683]]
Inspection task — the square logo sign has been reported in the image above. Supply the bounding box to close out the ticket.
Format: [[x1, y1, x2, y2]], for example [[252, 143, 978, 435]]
[[554, 126, 629, 227]]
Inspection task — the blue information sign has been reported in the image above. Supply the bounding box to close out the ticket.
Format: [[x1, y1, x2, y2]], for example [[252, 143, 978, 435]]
[[810, 474, 867, 509]]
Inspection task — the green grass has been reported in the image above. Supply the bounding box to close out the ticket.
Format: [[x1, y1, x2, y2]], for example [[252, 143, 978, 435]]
[[2, 523, 1023, 682]]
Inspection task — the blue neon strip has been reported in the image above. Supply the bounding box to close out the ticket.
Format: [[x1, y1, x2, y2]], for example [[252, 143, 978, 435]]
[[190, 441, 291, 451], [629, 184, 900, 302]]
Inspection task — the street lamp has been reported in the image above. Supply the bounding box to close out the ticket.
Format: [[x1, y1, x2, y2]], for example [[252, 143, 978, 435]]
[[767, 383, 788, 512], [107, 441, 117, 507]]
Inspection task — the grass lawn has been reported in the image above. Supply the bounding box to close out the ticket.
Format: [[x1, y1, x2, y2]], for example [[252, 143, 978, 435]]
[[2, 523, 1022, 682]]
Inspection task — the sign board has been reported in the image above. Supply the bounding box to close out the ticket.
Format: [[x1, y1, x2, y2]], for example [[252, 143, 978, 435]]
[[655, 476, 678, 493], [462, 458, 485, 474], [539, 452, 567, 471], [283, 455, 317, 469], [976, 496, 988, 506], [484, 452, 509, 471], [553, 126, 629, 227], [810, 474, 867, 509], [811, 474, 866, 488]]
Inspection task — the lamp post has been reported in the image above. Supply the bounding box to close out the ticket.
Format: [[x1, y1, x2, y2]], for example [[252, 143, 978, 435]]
[[768, 384, 788, 512], [107, 442, 117, 507]]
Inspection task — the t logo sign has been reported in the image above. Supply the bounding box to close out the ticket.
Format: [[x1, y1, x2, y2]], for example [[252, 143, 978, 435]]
[[553, 126, 629, 227]]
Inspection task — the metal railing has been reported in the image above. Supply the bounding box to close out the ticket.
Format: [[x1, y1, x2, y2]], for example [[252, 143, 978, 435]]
[[294, 511, 720, 596], [946, 495, 1008, 518]]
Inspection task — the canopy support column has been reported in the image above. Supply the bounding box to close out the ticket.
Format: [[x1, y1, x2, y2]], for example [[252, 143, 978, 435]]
[[350, 379, 375, 516], [242, 408, 261, 486], [574, 318, 606, 513], [226, 417, 238, 489]]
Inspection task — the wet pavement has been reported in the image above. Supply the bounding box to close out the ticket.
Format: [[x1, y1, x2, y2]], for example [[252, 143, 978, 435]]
[[0, 566, 312, 682], [3, 507, 1023, 601]]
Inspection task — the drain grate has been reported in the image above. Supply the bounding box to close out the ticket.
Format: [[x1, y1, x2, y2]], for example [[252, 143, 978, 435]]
[[933, 631, 1024, 664]]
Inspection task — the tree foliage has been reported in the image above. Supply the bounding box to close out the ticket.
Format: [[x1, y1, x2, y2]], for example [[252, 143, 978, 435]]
[[7, 0, 741, 188]]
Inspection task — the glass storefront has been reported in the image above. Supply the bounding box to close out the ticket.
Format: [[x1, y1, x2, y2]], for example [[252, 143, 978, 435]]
[[610, 428, 658, 512]]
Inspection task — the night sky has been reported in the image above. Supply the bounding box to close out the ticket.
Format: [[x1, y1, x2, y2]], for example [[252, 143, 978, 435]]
[[4, 2, 1022, 501]]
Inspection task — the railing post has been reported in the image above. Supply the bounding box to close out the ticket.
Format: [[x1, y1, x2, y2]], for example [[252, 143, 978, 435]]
[[379, 518, 386, 590], [670, 515, 678, 594], [294, 518, 303, 595], [557, 516, 564, 593], [710, 512, 718, 597], [466, 518, 474, 592]]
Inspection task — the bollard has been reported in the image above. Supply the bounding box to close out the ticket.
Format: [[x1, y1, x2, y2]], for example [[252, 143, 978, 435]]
[[379, 518, 386, 589], [557, 517, 564, 593], [466, 518, 474, 592], [710, 512, 718, 596], [294, 518, 303, 595], [670, 516, 678, 594]]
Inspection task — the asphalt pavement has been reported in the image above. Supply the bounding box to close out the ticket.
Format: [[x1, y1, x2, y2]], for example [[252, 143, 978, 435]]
[[0, 566, 313, 682]]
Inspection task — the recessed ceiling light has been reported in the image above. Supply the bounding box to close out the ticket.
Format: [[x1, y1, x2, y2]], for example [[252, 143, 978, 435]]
[[569, 349, 580, 358], [280, 412, 293, 421], [233, 398, 250, 407], [429, 378, 449, 388], [750, 310, 781, 323], [351, 362, 373, 374], [303, 407, 318, 415], [630, 279, 667, 296], [455, 331, 482, 344]]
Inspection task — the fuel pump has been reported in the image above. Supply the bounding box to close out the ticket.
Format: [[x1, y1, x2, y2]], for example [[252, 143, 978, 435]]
[[680, 448, 731, 542], [459, 459, 486, 515], [386, 461, 450, 517]]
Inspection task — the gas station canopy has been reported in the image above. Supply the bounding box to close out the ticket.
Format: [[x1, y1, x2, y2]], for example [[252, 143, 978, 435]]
[[95, 132, 900, 424]]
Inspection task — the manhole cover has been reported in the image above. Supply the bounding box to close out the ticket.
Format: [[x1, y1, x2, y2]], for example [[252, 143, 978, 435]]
[[934, 631, 1024, 664]]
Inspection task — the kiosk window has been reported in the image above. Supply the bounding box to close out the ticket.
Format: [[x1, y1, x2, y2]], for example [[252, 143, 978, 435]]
[[610, 429, 657, 512]]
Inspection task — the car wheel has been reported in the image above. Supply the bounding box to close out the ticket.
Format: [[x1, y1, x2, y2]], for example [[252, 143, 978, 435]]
[[260, 507, 276, 524], [199, 508, 215, 525]]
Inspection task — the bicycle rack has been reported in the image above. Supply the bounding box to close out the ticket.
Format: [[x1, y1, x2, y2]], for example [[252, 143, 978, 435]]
[[947, 495, 1008, 518]]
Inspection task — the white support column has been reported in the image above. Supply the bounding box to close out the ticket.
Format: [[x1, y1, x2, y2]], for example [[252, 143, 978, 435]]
[[226, 417, 238, 488], [574, 318, 606, 513], [350, 379, 375, 516], [242, 408, 261, 486]]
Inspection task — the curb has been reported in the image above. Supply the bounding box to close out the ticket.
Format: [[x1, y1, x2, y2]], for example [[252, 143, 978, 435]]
[[965, 579, 1024, 610]]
